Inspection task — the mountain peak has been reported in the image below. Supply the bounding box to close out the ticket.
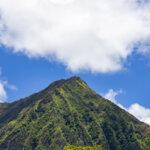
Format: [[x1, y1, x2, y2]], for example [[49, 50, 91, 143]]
[[46, 76, 85, 91], [66, 76, 82, 81], [0, 77, 150, 150]]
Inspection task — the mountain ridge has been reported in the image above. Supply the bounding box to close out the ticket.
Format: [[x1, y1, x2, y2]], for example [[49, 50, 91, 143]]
[[0, 76, 150, 150]]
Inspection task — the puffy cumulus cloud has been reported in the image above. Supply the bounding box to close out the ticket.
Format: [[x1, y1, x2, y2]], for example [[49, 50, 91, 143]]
[[103, 89, 150, 125], [128, 104, 150, 125], [1, 0, 150, 73]]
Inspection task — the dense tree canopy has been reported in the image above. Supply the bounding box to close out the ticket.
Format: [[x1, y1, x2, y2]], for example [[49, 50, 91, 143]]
[[0, 77, 150, 149]]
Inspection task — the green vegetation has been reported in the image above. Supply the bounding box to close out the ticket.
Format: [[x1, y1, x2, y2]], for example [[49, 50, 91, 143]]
[[63, 145, 102, 150], [0, 76, 150, 149]]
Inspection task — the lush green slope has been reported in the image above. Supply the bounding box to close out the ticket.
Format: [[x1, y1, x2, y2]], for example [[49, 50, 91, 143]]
[[0, 77, 150, 150]]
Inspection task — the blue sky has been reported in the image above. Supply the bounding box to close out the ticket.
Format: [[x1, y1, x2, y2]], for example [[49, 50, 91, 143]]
[[1, 0, 150, 124], [1, 46, 150, 107]]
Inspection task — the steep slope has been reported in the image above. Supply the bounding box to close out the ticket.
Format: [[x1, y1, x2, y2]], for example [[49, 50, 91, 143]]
[[0, 77, 150, 150]]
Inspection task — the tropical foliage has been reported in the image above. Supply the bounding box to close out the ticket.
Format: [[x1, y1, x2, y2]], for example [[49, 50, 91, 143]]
[[0, 77, 150, 149], [64, 145, 102, 150]]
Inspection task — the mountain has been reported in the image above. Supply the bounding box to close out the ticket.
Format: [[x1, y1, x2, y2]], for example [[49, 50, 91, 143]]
[[0, 76, 150, 150]]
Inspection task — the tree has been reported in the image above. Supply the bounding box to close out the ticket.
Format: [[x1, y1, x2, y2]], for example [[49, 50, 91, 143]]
[[63, 145, 102, 150]]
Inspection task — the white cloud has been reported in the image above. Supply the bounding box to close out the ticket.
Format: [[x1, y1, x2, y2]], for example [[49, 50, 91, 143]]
[[0, 81, 7, 102], [0, 68, 17, 102], [2, 80, 17, 91], [128, 104, 150, 125], [103, 89, 150, 125], [103, 89, 122, 104], [1, 0, 150, 73]]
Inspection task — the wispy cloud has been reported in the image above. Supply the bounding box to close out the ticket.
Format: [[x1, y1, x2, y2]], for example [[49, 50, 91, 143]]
[[2, 80, 17, 91], [103, 89, 150, 125], [0, 68, 17, 102], [0, 81, 7, 102], [1, 0, 150, 73], [103, 89, 123, 104]]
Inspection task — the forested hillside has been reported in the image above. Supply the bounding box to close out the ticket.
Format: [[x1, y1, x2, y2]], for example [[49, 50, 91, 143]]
[[0, 77, 150, 150]]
